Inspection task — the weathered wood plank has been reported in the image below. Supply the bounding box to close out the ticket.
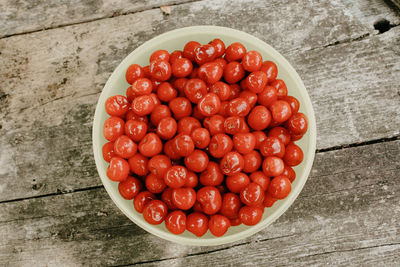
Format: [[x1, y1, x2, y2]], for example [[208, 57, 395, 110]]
[[0, 0, 399, 201], [1, 141, 399, 266], [0, 0, 197, 38]]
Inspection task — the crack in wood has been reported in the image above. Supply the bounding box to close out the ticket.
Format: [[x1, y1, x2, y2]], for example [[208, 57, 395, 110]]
[[298, 242, 400, 259], [316, 135, 400, 153], [0, 0, 204, 40], [110, 234, 296, 266]]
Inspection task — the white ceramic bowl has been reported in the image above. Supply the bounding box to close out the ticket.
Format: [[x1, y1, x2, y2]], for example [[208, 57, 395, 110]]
[[93, 26, 317, 246]]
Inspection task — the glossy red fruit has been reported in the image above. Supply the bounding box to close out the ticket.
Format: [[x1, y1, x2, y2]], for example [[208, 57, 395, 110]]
[[247, 105, 271, 130], [194, 44, 216, 65], [150, 49, 170, 63], [157, 82, 177, 102], [185, 171, 198, 188], [169, 50, 183, 65], [227, 97, 251, 117], [198, 62, 223, 84], [209, 214, 230, 237], [239, 206, 263, 226], [163, 139, 181, 160], [107, 157, 130, 182], [142, 200, 168, 225], [260, 61, 278, 82], [183, 41, 201, 62], [197, 186, 222, 215], [224, 61, 245, 84], [126, 64, 144, 84], [210, 81, 231, 101], [128, 153, 149, 176], [125, 110, 148, 123], [269, 100, 292, 123], [187, 212, 209, 237], [169, 97, 192, 120], [165, 210, 186, 235], [114, 135, 137, 158], [262, 156, 285, 177], [184, 78, 207, 104], [157, 117, 177, 140], [138, 133, 162, 157], [283, 143, 304, 166], [233, 133, 256, 154], [150, 104, 171, 125], [286, 112, 308, 135], [239, 91, 258, 108], [200, 161, 224, 186], [150, 60, 172, 81], [134, 191, 156, 213], [246, 71, 268, 93], [270, 80, 287, 98], [260, 137, 285, 158], [191, 128, 210, 149], [161, 188, 178, 210], [148, 154, 171, 178], [280, 96, 300, 114], [174, 134, 195, 157], [225, 42, 246, 62], [268, 175, 292, 199], [118, 176, 142, 200], [132, 95, 155, 116], [104, 116, 125, 142], [204, 115, 225, 136], [283, 164, 296, 182], [223, 116, 245, 135], [177, 117, 202, 135], [164, 165, 188, 189], [172, 58, 193, 78], [220, 152, 244, 176], [253, 131, 267, 150], [209, 38, 226, 57], [242, 50, 262, 72], [230, 217, 242, 226], [131, 78, 153, 96], [184, 149, 209, 173], [240, 182, 264, 206], [102, 142, 115, 162], [249, 171, 270, 191], [220, 193, 242, 219], [198, 93, 221, 116], [268, 126, 291, 145], [105, 95, 130, 117], [145, 173, 167, 194], [258, 86, 278, 107], [225, 172, 250, 193], [172, 187, 196, 210], [208, 134, 233, 158], [263, 192, 278, 207], [243, 150, 262, 173], [125, 120, 147, 143]]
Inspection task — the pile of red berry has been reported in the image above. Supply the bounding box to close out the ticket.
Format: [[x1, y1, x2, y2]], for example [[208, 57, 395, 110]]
[[102, 39, 308, 237]]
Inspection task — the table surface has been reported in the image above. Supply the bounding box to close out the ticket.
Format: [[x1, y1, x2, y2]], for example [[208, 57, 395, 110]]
[[1, 0, 400, 266]]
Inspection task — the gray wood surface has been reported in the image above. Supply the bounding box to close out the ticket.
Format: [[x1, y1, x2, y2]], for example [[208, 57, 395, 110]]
[[1, 0, 400, 266], [1, 141, 399, 266], [1, 0, 400, 202], [0, 0, 196, 38]]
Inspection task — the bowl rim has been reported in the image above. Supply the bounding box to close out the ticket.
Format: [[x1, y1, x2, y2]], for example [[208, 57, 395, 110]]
[[92, 25, 317, 246]]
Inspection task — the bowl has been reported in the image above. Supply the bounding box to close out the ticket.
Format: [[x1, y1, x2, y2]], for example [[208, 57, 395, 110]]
[[92, 26, 317, 246]]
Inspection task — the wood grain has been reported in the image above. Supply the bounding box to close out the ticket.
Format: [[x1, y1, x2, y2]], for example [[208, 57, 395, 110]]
[[0, 0, 399, 201], [0, 0, 197, 38], [1, 140, 399, 266]]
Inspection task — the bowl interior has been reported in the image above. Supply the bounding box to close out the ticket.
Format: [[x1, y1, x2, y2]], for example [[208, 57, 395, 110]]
[[93, 26, 316, 246]]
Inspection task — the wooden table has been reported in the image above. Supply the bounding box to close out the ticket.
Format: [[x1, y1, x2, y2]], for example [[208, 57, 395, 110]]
[[1, 0, 399, 266]]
